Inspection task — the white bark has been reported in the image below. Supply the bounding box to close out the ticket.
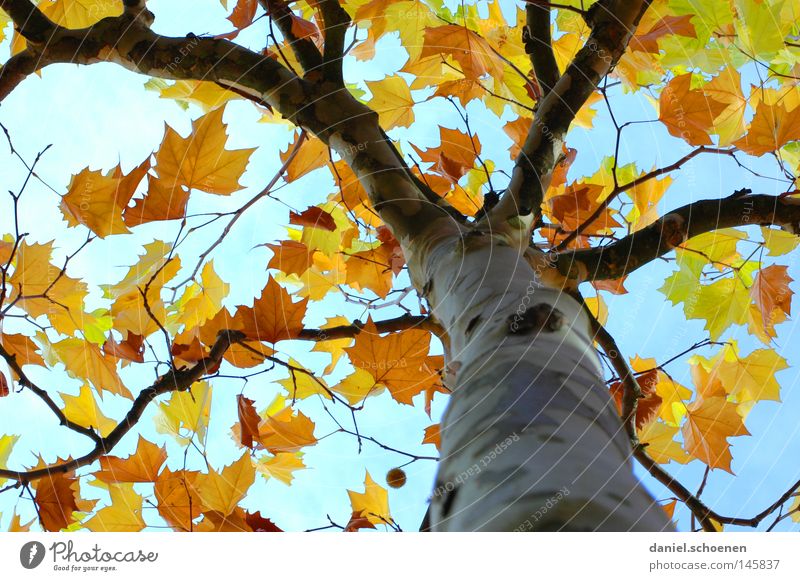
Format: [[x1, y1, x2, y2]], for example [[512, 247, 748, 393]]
[[407, 230, 674, 531]]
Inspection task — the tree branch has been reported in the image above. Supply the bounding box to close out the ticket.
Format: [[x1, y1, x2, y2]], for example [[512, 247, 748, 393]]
[[296, 314, 440, 341], [262, 0, 323, 76], [0, 329, 244, 483], [486, 0, 652, 240], [524, 1, 559, 98], [318, 0, 351, 85], [557, 193, 800, 282]]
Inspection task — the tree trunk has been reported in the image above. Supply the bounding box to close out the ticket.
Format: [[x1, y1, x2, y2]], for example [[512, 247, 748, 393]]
[[407, 228, 674, 531]]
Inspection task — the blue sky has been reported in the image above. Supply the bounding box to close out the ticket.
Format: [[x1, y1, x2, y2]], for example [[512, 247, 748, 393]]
[[1, 0, 799, 532]]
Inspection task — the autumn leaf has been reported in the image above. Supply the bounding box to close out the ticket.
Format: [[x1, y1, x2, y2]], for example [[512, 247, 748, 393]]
[[256, 403, 318, 454], [346, 318, 436, 405], [237, 395, 262, 449], [682, 397, 750, 472], [124, 175, 191, 226], [280, 132, 328, 182], [39, 0, 122, 28], [155, 105, 255, 195], [256, 452, 306, 485], [420, 25, 504, 81], [750, 265, 793, 332], [84, 484, 145, 532], [60, 161, 149, 238], [60, 384, 117, 436], [154, 469, 202, 531], [44, 337, 131, 399], [233, 277, 308, 343], [265, 240, 315, 276], [367, 75, 416, 130], [33, 472, 81, 532], [412, 127, 481, 184], [348, 471, 392, 528], [155, 381, 213, 445], [195, 454, 256, 516], [95, 436, 167, 483], [289, 207, 337, 232], [0, 435, 19, 487], [659, 73, 728, 145], [422, 424, 441, 450]]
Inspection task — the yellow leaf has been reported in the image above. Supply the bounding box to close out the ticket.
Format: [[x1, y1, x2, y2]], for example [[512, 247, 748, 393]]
[[45, 337, 130, 399], [157, 80, 240, 112], [0, 435, 20, 487], [280, 132, 328, 182], [311, 316, 354, 375], [761, 226, 800, 256], [172, 260, 230, 330], [84, 483, 145, 532], [195, 453, 256, 516], [734, 100, 800, 157], [347, 471, 392, 527], [60, 384, 117, 437], [659, 73, 728, 146], [366, 75, 416, 130], [39, 0, 122, 28], [715, 345, 788, 403], [156, 105, 255, 195], [330, 368, 383, 405], [155, 381, 213, 445], [60, 161, 149, 238], [256, 452, 306, 485], [638, 419, 690, 464], [276, 358, 331, 400]]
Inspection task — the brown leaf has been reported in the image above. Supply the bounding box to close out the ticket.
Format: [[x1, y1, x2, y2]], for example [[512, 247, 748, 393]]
[[237, 395, 261, 449], [289, 207, 337, 232]]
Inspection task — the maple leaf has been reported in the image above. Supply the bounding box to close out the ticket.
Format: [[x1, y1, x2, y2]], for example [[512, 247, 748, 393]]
[[95, 436, 167, 483], [256, 452, 306, 485], [659, 73, 728, 145], [44, 337, 131, 399], [124, 175, 191, 226], [609, 369, 663, 429], [422, 424, 441, 450], [84, 484, 146, 532], [289, 207, 337, 232], [39, 0, 122, 28], [60, 161, 149, 238], [366, 75, 416, 130], [237, 395, 262, 449], [412, 127, 481, 184], [33, 471, 81, 532], [682, 396, 750, 472], [0, 435, 19, 487], [245, 510, 283, 532], [638, 419, 690, 465], [195, 454, 256, 516], [60, 384, 117, 436], [155, 382, 213, 445], [280, 133, 328, 182], [265, 240, 315, 276], [155, 105, 255, 195], [420, 25, 504, 82], [346, 318, 437, 405], [233, 277, 308, 343], [227, 0, 258, 30], [154, 469, 203, 531], [347, 471, 392, 528]]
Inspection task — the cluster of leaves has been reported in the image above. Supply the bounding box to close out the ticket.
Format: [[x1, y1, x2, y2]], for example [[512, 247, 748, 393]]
[[0, 0, 799, 532]]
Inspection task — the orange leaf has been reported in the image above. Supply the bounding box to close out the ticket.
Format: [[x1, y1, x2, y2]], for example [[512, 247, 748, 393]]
[[154, 469, 202, 531], [95, 436, 167, 483], [659, 74, 728, 146], [266, 240, 314, 276], [34, 472, 80, 531], [734, 101, 800, 156], [422, 424, 441, 450], [124, 175, 191, 226], [412, 127, 481, 184], [750, 264, 793, 332], [233, 277, 308, 343], [682, 397, 750, 472], [420, 25, 504, 81], [609, 370, 663, 429], [237, 395, 261, 449], [289, 207, 337, 232]]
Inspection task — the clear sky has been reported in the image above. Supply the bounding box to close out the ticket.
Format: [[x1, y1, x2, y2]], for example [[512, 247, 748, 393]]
[[0, 0, 799, 533]]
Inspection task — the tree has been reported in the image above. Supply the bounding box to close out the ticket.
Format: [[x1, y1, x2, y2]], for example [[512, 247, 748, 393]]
[[0, 0, 798, 533]]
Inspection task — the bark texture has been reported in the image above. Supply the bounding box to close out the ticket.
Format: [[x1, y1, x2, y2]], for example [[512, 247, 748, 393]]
[[407, 230, 673, 531]]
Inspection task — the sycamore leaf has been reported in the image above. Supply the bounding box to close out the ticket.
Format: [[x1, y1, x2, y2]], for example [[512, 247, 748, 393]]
[[84, 484, 145, 532], [266, 240, 315, 276], [237, 395, 261, 449], [638, 419, 690, 464], [715, 345, 788, 403], [289, 207, 337, 232], [734, 101, 800, 157], [233, 277, 308, 343], [420, 25, 504, 81], [155, 106, 255, 195], [276, 359, 331, 400], [39, 0, 122, 28], [154, 79, 240, 112], [366, 75, 416, 129], [33, 472, 81, 532], [44, 337, 130, 399], [256, 403, 317, 454], [750, 265, 793, 332], [659, 73, 728, 145], [412, 127, 481, 184], [95, 436, 167, 483], [195, 454, 256, 516], [682, 396, 749, 472], [330, 368, 383, 405], [422, 424, 441, 450], [346, 318, 437, 405], [280, 133, 328, 182], [124, 175, 191, 226], [155, 381, 213, 445], [761, 226, 800, 256], [256, 452, 306, 485], [347, 471, 392, 527], [154, 468, 202, 531], [0, 333, 45, 371], [60, 384, 116, 437], [0, 435, 19, 487], [60, 161, 149, 238]]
